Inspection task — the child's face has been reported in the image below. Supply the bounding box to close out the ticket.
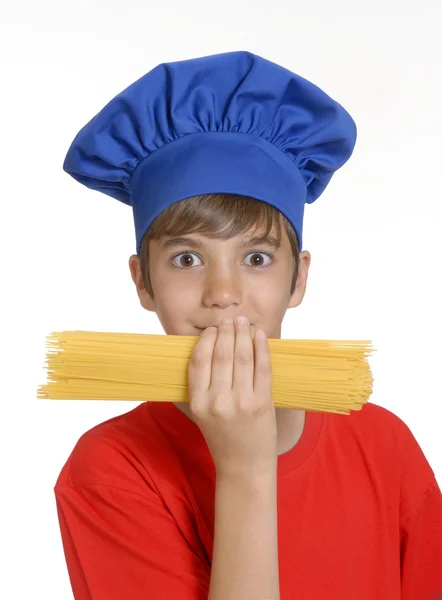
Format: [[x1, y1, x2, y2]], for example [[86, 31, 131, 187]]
[[129, 225, 311, 339]]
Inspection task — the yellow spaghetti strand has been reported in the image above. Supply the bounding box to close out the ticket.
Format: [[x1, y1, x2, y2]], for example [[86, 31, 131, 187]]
[[37, 331, 375, 415]]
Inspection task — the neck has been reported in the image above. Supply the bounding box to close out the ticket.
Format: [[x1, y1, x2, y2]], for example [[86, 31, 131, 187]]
[[172, 402, 306, 456]]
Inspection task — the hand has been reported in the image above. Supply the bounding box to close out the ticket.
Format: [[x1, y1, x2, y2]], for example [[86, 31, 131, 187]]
[[187, 316, 278, 477]]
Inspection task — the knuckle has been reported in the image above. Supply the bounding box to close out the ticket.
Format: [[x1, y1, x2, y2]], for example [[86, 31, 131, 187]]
[[260, 365, 272, 379], [190, 348, 209, 369], [236, 396, 254, 413], [257, 355, 272, 371], [211, 394, 233, 417], [189, 401, 205, 418], [213, 350, 231, 364], [234, 351, 253, 366]]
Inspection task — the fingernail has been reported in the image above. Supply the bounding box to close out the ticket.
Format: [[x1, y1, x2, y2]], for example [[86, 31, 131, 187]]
[[255, 330, 266, 340], [221, 317, 234, 325], [235, 316, 249, 324]]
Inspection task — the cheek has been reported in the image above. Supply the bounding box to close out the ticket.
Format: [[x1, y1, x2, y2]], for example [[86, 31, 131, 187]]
[[154, 280, 198, 314], [249, 271, 289, 299], [247, 272, 292, 314]]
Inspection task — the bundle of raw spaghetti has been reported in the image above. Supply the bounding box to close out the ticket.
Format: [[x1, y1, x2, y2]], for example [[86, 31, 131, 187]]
[[37, 331, 375, 415]]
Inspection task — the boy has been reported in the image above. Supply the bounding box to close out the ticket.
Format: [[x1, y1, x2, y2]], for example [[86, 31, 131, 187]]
[[54, 51, 442, 599]]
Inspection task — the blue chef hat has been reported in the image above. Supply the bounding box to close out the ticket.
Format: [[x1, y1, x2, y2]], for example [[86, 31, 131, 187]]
[[63, 51, 357, 254]]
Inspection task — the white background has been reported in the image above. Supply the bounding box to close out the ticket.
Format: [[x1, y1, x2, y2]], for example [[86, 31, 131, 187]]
[[1, 1, 441, 598]]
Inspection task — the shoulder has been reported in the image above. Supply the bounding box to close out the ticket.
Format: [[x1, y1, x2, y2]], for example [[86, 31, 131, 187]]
[[345, 401, 430, 453], [54, 403, 169, 496], [328, 401, 437, 491], [345, 402, 438, 517]]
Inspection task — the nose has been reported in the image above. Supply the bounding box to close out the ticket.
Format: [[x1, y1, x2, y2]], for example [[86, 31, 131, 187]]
[[201, 268, 243, 309]]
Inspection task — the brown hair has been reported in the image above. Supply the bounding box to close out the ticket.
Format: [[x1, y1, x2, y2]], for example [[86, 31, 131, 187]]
[[139, 193, 300, 298]]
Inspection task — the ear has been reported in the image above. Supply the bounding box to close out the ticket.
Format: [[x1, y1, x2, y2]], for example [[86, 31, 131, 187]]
[[128, 255, 156, 312], [288, 250, 311, 309]]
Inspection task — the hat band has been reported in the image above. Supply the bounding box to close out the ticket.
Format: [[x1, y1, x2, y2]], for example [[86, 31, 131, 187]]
[[131, 131, 307, 254]]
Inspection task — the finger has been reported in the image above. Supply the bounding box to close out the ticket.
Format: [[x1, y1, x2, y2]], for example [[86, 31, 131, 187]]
[[232, 316, 254, 396], [210, 318, 234, 391], [253, 330, 273, 397], [188, 327, 218, 394]]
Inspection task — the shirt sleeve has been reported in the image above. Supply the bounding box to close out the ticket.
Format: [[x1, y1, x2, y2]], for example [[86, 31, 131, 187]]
[[54, 483, 211, 600], [400, 479, 442, 600]]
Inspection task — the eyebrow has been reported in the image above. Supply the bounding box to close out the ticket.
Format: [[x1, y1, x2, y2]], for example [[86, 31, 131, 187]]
[[161, 234, 281, 251]]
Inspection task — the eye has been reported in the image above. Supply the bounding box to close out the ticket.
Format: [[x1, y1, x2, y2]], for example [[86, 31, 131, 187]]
[[245, 252, 273, 268], [171, 252, 202, 268], [170, 251, 273, 269]]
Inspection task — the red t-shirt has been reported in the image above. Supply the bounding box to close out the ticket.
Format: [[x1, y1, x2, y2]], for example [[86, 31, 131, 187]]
[[54, 401, 442, 599]]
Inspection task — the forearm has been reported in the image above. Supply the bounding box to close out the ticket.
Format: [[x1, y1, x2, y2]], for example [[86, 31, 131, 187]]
[[208, 468, 280, 600]]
